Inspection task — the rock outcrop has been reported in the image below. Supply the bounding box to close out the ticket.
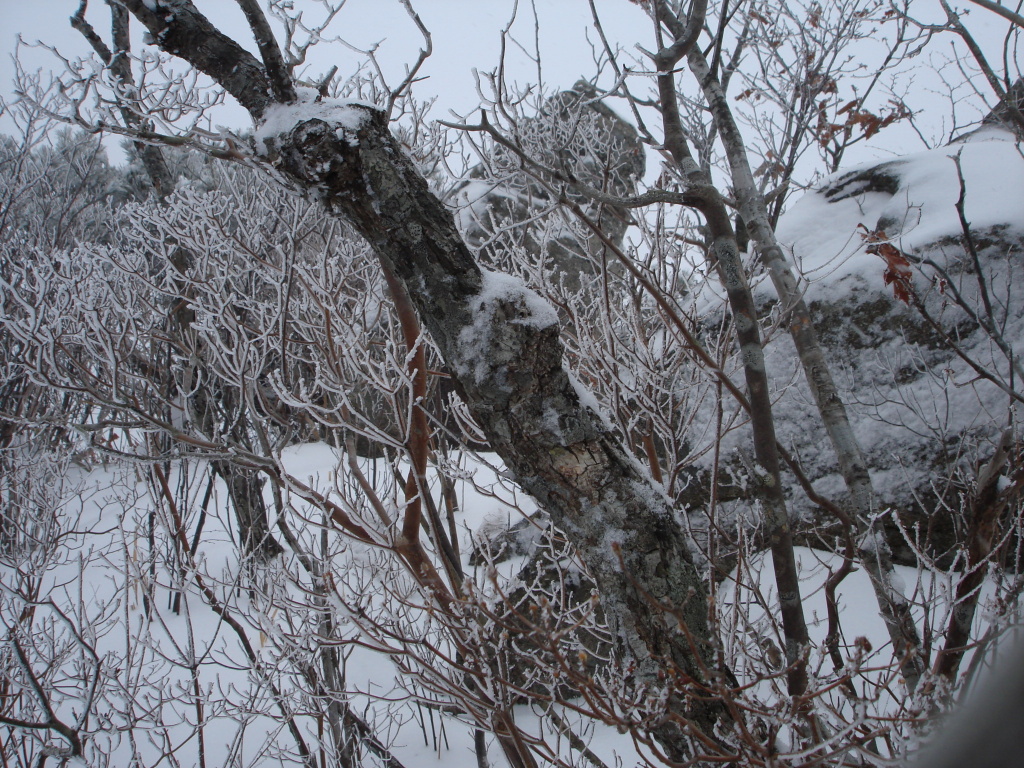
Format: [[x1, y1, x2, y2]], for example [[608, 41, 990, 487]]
[[772, 126, 1024, 564]]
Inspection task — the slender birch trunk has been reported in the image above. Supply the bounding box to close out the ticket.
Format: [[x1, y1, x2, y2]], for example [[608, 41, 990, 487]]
[[651, 2, 811, 697], [685, 41, 926, 690]]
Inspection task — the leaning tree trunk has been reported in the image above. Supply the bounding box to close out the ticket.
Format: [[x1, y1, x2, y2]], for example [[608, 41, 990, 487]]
[[120, 0, 732, 760], [648, 3, 811, 697], [267, 101, 728, 760]]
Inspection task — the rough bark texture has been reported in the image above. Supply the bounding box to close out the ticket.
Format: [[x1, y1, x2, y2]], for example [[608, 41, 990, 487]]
[[122, 0, 731, 758], [269, 107, 727, 752], [121, 0, 273, 119]]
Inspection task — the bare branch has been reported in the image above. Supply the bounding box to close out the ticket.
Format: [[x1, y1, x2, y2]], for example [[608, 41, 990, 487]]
[[652, 0, 708, 68], [69, 1, 113, 65], [236, 0, 297, 104], [970, 0, 1024, 30], [119, 0, 273, 118], [387, 0, 433, 118]]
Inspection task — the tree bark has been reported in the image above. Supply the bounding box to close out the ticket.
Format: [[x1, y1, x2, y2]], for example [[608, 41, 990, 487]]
[[682, 34, 926, 690], [120, 0, 733, 758], [268, 101, 728, 758], [652, 2, 810, 696]]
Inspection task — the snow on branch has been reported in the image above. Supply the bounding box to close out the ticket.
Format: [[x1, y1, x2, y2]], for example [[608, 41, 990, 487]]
[[456, 269, 560, 385], [254, 88, 382, 153]]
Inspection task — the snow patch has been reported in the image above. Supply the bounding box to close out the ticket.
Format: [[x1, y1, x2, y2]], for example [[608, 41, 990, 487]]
[[777, 128, 1024, 302], [456, 269, 560, 383], [254, 87, 381, 154], [565, 368, 612, 429]]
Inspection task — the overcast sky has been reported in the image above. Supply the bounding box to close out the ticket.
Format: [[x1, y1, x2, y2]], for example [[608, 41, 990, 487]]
[[0, 1, 1016, 169], [0, 1, 652, 156]]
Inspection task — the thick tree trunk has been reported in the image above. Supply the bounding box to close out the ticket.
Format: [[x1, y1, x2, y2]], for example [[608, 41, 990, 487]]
[[121, 1, 732, 758], [269, 102, 728, 755]]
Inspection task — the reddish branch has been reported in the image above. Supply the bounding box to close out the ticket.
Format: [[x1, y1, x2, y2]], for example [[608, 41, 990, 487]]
[[380, 265, 462, 596]]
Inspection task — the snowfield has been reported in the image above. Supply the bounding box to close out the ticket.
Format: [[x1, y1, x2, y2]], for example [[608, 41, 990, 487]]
[[2, 439, 1013, 767]]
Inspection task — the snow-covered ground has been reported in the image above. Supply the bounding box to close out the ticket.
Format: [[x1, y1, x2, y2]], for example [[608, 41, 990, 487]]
[[3, 437, 1016, 767]]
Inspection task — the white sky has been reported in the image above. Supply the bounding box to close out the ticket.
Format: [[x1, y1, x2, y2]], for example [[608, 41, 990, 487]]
[[0, 1, 1017, 169], [0, 1, 651, 156]]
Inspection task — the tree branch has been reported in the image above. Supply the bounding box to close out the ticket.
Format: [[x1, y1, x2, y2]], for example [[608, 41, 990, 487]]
[[653, 0, 708, 68], [119, 0, 274, 119], [235, 0, 296, 104], [970, 0, 1024, 30]]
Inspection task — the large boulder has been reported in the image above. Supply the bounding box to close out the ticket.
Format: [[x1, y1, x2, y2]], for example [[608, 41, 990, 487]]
[[454, 81, 645, 294], [771, 126, 1024, 564]]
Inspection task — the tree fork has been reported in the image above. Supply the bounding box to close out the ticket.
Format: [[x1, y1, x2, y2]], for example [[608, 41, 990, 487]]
[[270, 99, 732, 763], [680, 29, 926, 690], [652, 0, 810, 697]]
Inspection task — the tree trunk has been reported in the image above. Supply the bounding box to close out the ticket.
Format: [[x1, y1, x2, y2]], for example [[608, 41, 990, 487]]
[[651, 3, 810, 696], [269, 103, 729, 754], [121, 0, 732, 758], [685, 41, 926, 691]]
